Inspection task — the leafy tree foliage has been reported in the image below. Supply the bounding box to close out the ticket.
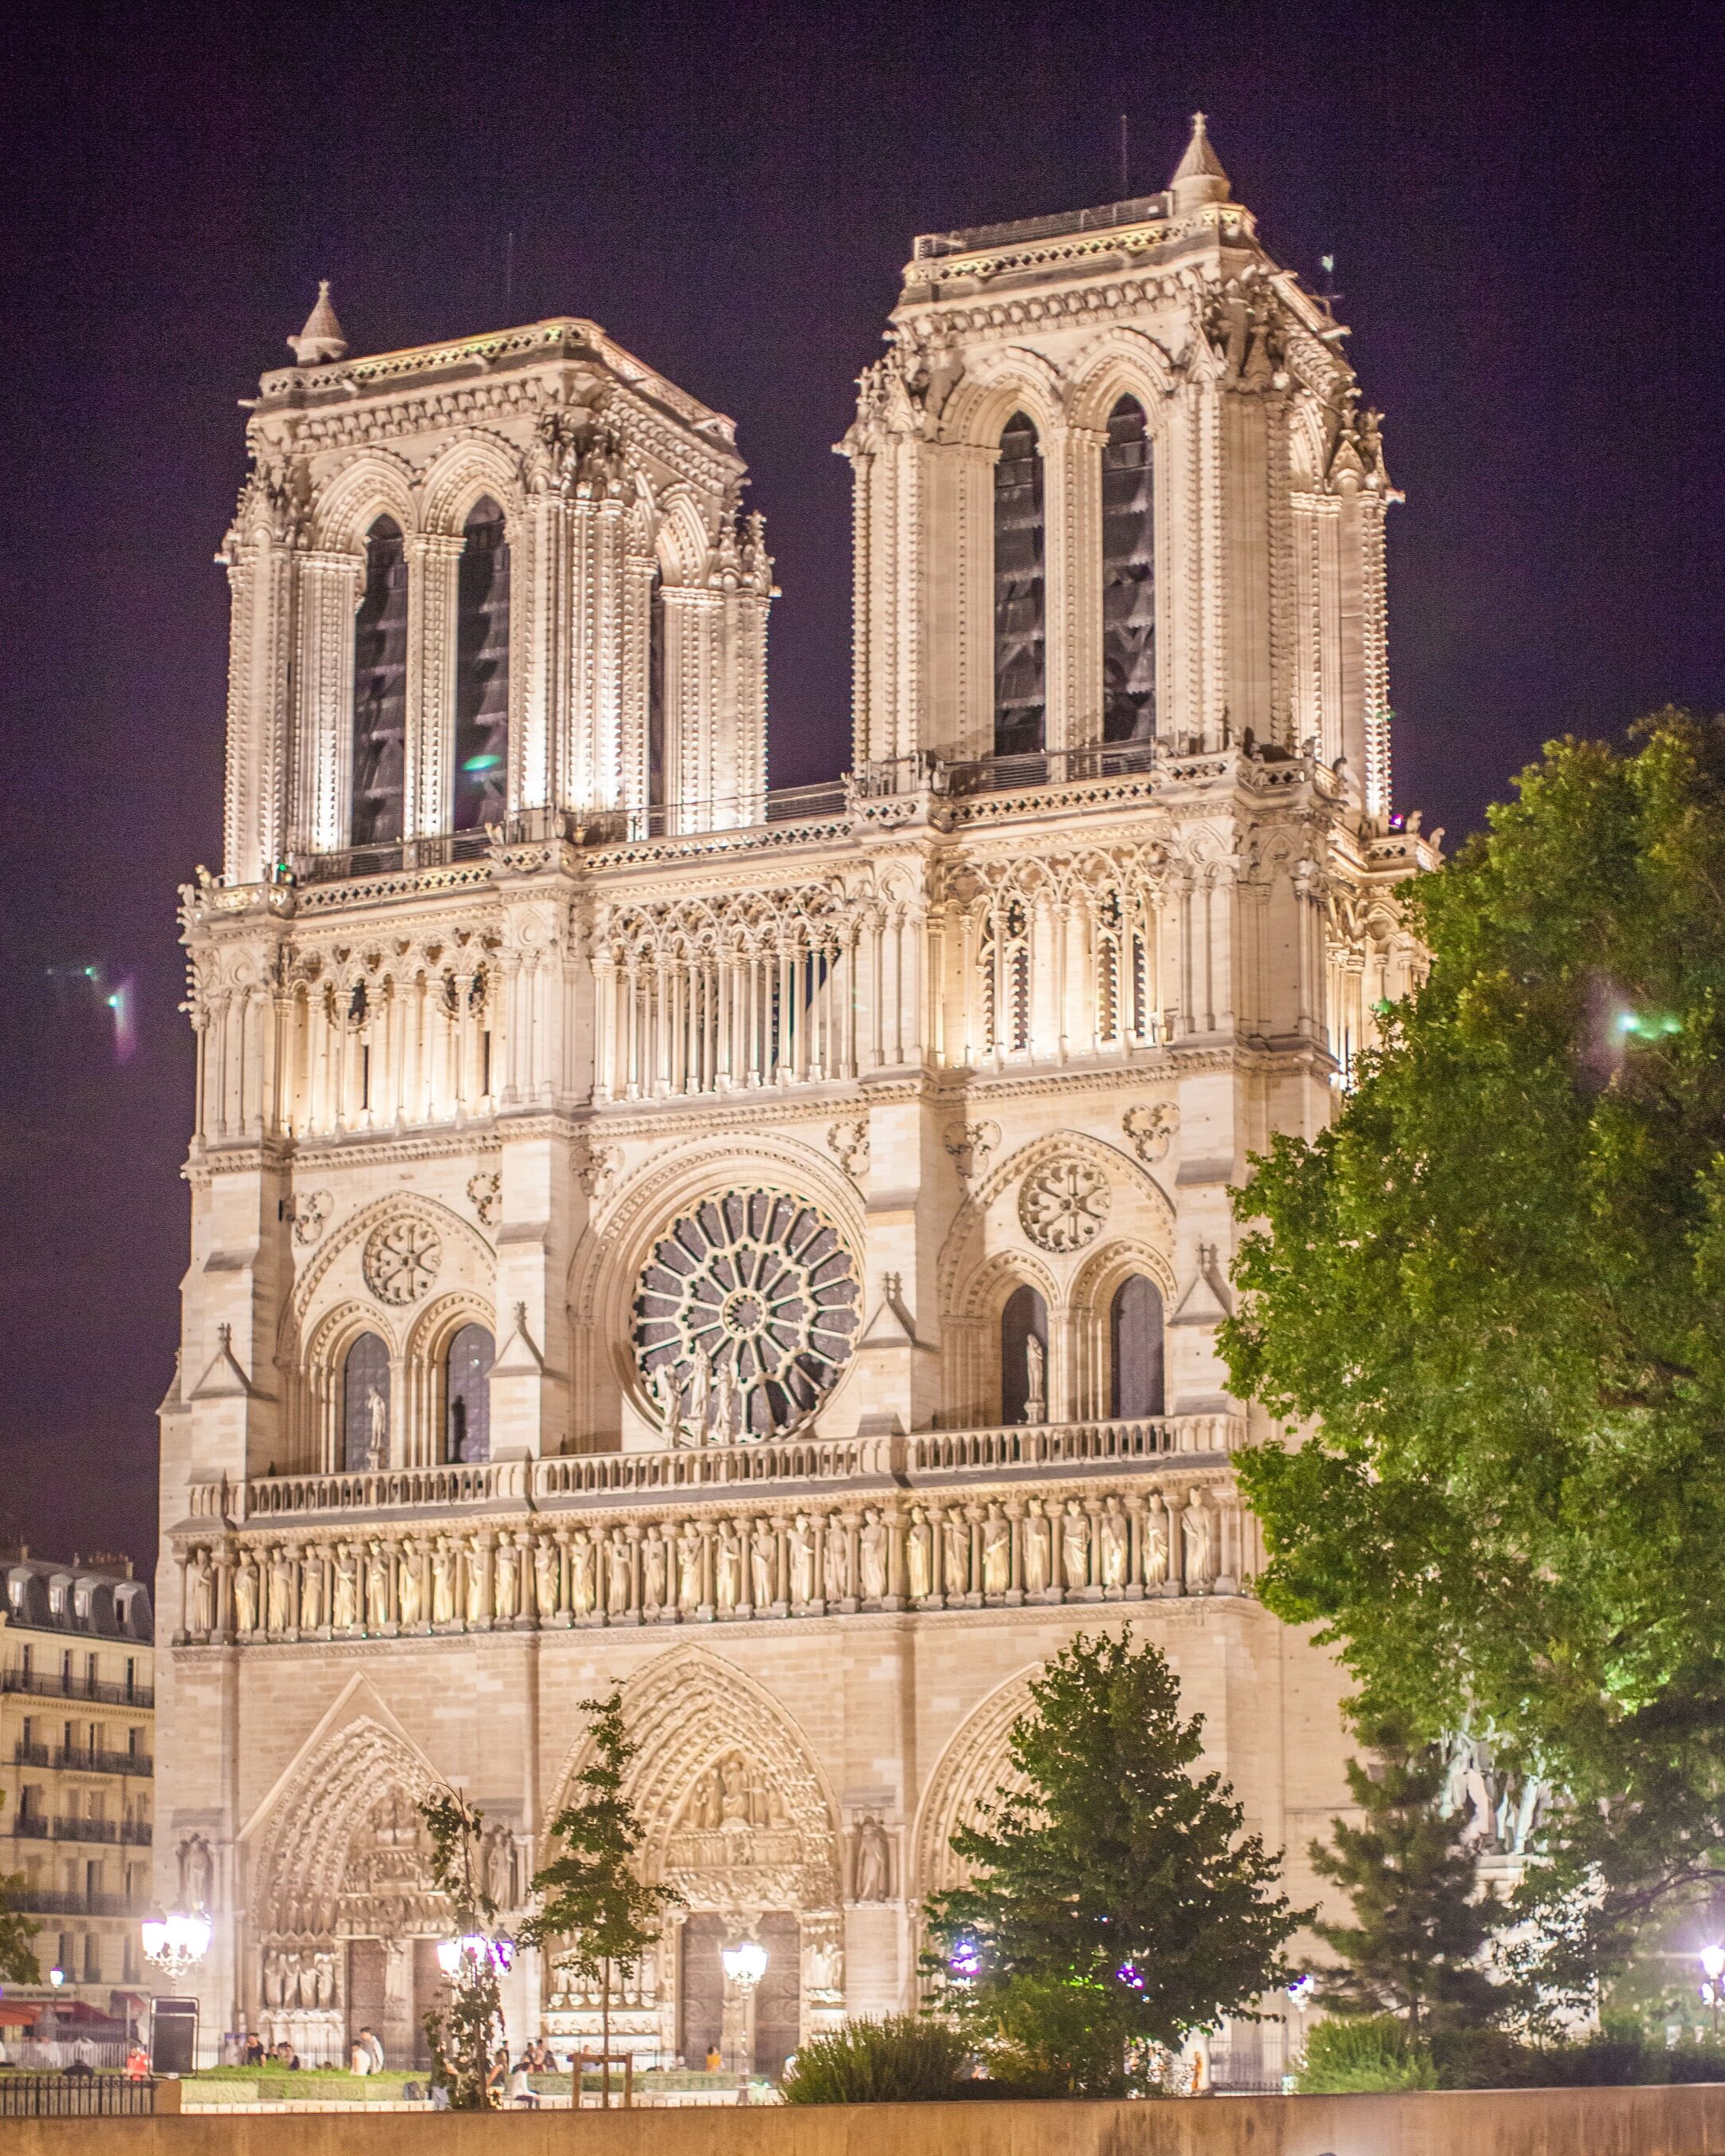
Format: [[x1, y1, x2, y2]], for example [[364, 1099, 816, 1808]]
[[518, 1689, 677, 2102], [1307, 1717, 1502, 2029], [419, 1787, 503, 2110], [778, 2014, 973, 2103], [1222, 711, 1725, 1966], [924, 1630, 1302, 2093]]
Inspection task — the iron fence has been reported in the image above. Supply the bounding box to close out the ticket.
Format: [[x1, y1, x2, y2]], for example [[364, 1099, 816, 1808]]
[[0, 2073, 160, 2116]]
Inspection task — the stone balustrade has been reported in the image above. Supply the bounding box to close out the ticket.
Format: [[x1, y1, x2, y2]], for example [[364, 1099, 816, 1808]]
[[172, 1442, 1257, 1648], [182, 1416, 1240, 1530]]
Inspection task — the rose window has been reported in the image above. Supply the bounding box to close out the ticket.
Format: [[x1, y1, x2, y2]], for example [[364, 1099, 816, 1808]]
[[363, 1218, 443, 1304], [1018, 1158, 1112, 1253], [632, 1190, 861, 1442]]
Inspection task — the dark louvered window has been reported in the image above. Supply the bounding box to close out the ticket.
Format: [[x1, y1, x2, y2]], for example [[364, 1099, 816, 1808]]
[[1110, 1274, 1165, 1418], [994, 413, 1046, 757], [1101, 396, 1155, 742], [445, 1323, 494, 1463], [454, 498, 510, 831], [648, 570, 667, 809], [351, 517, 408, 844], [342, 1332, 391, 1472]]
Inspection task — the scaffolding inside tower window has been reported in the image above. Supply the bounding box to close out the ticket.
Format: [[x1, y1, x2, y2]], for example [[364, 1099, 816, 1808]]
[[351, 517, 408, 846], [994, 412, 1046, 757], [1101, 396, 1155, 742], [453, 498, 510, 832]]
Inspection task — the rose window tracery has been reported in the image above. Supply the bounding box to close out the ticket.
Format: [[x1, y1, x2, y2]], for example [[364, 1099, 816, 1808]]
[[363, 1218, 442, 1304], [1018, 1158, 1111, 1253], [632, 1190, 860, 1442]]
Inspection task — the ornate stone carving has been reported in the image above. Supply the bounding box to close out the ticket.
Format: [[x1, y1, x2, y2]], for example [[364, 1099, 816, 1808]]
[[286, 1190, 332, 1246], [1122, 1101, 1179, 1166], [826, 1117, 870, 1178], [466, 1170, 501, 1229], [363, 1218, 442, 1304], [943, 1120, 999, 1181], [1018, 1158, 1111, 1252], [632, 1190, 861, 1442]]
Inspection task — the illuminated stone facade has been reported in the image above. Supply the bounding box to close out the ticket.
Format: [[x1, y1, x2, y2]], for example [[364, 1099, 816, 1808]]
[[157, 120, 1434, 2076]]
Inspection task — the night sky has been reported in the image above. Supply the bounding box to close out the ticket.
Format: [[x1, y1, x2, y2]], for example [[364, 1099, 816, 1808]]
[[3, 1, 1723, 1577]]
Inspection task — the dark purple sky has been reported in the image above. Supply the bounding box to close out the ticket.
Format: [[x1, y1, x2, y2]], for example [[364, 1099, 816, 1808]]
[[3, 1, 1723, 1576]]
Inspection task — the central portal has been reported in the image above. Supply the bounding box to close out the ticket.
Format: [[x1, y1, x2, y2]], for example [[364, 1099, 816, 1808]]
[[679, 1911, 800, 2079]]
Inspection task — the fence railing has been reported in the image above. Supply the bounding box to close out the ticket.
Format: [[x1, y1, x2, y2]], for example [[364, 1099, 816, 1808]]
[[8, 1889, 146, 1917], [1, 1670, 154, 1709], [50, 1745, 152, 1777], [0, 2073, 160, 2116]]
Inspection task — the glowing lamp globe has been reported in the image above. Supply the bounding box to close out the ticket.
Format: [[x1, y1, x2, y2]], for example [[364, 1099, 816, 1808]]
[[722, 1940, 768, 1987]]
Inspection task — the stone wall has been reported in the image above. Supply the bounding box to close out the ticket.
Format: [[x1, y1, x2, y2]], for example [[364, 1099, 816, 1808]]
[[15, 2085, 1725, 2156]]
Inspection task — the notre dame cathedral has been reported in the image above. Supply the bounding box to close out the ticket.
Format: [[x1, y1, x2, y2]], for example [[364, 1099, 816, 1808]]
[[156, 117, 1432, 2079]]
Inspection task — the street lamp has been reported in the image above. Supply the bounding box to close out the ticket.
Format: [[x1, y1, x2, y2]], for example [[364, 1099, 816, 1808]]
[[720, 1938, 767, 2087], [1286, 1973, 1315, 2079], [141, 1911, 212, 1987], [1700, 1946, 1724, 2041]]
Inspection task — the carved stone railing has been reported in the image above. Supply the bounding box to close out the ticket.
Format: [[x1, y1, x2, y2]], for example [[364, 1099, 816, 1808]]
[[184, 1418, 1241, 1527], [171, 1421, 1259, 1650]]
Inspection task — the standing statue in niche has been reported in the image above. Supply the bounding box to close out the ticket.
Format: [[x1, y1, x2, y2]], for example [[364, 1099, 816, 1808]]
[[942, 1509, 970, 1598], [715, 1528, 741, 1612], [1061, 1501, 1092, 1591], [982, 1514, 1011, 1596], [859, 1512, 888, 1603], [366, 1539, 392, 1627], [606, 1533, 632, 1615], [1141, 1501, 1170, 1588], [905, 1509, 933, 1599], [643, 1531, 668, 1613], [397, 1541, 423, 1627], [648, 1364, 682, 1447], [185, 1549, 214, 1635], [853, 1816, 890, 1903], [1022, 1334, 1046, 1424], [533, 1538, 559, 1620], [1022, 1500, 1052, 1595], [787, 1515, 815, 1605], [364, 1385, 388, 1470], [750, 1521, 778, 1608], [299, 1552, 325, 1631], [466, 1544, 488, 1626], [711, 1358, 740, 1444], [1100, 1500, 1128, 1590], [824, 1519, 852, 1603], [486, 1831, 515, 1910], [431, 1540, 457, 1623], [683, 1351, 712, 1443], [675, 1526, 702, 1611], [333, 1544, 359, 1630], [1182, 1494, 1212, 1590], [493, 1539, 519, 1622], [571, 1535, 597, 1617], [233, 1554, 259, 1635], [177, 1833, 215, 1911]]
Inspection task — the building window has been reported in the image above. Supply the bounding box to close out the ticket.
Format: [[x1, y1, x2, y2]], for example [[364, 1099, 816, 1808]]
[[994, 411, 1046, 757], [351, 514, 408, 846], [1001, 1284, 1050, 1424], [648, 570, 667, 810], [445, 1324, 494, 1464], [1110, 1275, 1166, 1418], [342, 1332, 392, 1472], [1101, 395, 1155, 742], [454, 497, 510, 831]]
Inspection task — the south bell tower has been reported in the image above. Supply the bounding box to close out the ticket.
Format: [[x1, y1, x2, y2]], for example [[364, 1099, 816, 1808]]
[[160, 122, 1432, 2078]]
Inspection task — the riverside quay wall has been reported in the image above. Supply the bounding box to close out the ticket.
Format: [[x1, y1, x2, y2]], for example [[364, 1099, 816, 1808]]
[[13, 2086, 1725, 2156]]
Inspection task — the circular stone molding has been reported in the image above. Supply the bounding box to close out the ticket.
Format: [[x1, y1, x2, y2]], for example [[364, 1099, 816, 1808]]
[[1018, 1159, 1112, 1253], [363, 1218, 443, 1305], [632, 1190, 861, 1442]]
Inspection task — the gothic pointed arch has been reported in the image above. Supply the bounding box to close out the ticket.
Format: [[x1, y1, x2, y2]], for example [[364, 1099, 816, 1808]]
[[913, 1668, 1039, 1898], [310, 448, 418, 555], [546, 1649, 842, 1912]]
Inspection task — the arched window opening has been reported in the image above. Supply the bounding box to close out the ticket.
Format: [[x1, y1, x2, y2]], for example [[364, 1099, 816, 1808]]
[[648, 570, 668, 811], [1101, 396, 1155, 743], [351, 516, 408, 846], [1110, 1275, 1165, 1419], [1001, 1284, 1050, 1426], [342, 1332, 392, 1472], [454, 498, 510, 832], [994, 412, 1045, 758], [445, 1323, 494, 1464]]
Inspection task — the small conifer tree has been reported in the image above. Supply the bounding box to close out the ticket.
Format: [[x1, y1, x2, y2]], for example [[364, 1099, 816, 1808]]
[[1308, 1717, 1502, 2030], [924, 1630, 1303, 2094], [518, 1689, 678, 2105]]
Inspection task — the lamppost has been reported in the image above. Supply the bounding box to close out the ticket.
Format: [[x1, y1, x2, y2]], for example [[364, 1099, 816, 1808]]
[[720, 1938, 767, 2089], [1286, 1973, 1315, 2081], [141, 1911, 212, 1989], [1700, 1946, 1724, 2042]]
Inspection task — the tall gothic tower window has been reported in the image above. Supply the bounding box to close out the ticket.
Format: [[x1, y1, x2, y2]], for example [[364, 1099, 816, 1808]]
[[1101, 396, 1155, 742], [342, 1332, 392, 1472], [1109, 1275, 1165, 1418], [444, 1323, 494, 1464], [453, 498, 510, 832], [1000, 1283, 1049, 1423], [351, 517, 408, 846], [993, 412, 1046, 757], [648, 569, 667, 811]]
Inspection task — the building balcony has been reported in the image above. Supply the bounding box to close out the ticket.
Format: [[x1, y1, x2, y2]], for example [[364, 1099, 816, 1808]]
[[1, 1670, 154, 1709], [49, 1747, 152, 1778], [6, 1890, 145, 1918]]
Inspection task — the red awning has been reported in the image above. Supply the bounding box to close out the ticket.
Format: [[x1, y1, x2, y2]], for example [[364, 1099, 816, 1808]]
[[50, 1999, 121, 2025], [0, 2004, 41, 2028]]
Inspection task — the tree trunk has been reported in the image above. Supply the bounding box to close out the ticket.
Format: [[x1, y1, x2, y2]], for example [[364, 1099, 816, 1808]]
[[601, 1960, 612, 2109]]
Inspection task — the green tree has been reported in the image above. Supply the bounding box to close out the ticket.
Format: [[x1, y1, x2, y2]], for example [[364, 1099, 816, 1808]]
[[517, 1690, 677, 2105], [419, 1788, 504, 2110], [924, 1630, 1303, 2094], [1220, 710, 1725, 1980], [1307, 1717, 1502, 2030], [0, 1792, 41, 1983]]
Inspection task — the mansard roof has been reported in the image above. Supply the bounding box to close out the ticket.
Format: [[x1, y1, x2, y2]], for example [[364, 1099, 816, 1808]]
[[1, 1554, 153, 1642]]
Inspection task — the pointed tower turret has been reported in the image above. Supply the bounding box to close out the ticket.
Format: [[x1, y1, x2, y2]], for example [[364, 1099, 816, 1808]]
[[286, 280, 347, 366], [1168, 111, 1231, 214]]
